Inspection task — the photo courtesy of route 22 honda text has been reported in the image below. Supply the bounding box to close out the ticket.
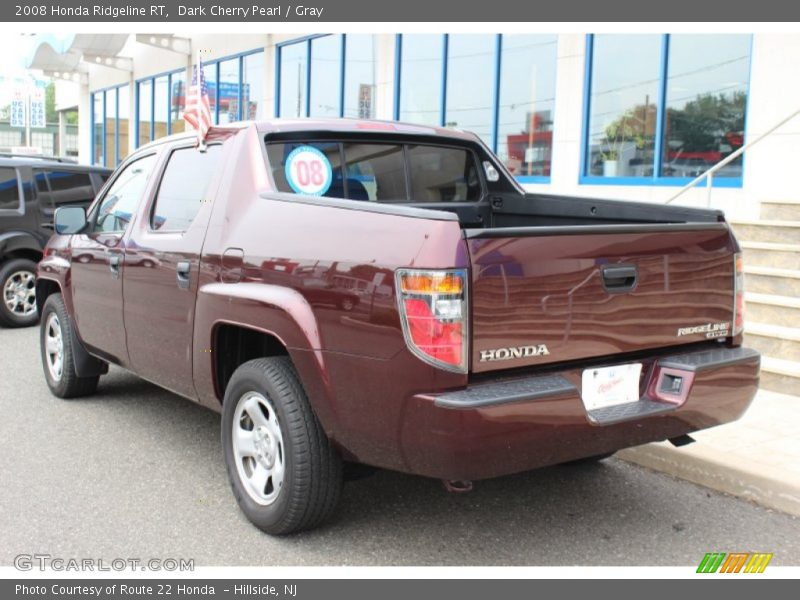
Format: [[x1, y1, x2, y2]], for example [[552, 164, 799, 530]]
[[34, 118, 759, 535]]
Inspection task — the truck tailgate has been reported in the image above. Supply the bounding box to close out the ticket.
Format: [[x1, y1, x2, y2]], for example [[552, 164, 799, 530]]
[[467, 224, 736, 373]]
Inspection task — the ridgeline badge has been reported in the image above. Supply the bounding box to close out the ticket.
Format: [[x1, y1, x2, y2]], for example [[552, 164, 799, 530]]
[[677, 321, 730, 339]]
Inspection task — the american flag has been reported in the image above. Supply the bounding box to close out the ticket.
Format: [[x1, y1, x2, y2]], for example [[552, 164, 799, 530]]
[[184, 55, 212, 144]]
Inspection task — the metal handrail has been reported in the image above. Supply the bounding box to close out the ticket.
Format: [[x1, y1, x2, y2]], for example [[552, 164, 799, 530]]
[[666, 107, 800, 205]]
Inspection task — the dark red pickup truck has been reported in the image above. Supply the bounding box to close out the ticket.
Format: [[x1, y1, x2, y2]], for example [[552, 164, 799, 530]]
[[37, 119, 759, 534]]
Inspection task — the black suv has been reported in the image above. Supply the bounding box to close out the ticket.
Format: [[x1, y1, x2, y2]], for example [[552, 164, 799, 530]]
[[0, 154, 110, 327]]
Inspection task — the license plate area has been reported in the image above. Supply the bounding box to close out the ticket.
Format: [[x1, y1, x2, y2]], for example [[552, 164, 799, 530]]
[[580, 363, 643, 412]]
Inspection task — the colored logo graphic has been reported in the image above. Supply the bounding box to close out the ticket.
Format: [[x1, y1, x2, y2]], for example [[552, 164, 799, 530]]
[[696, 552, 773, 573], [284, 145, 333, 196]]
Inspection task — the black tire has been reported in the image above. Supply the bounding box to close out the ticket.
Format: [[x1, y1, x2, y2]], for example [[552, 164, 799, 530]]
[[563, 451, 616, 466], [221, 357, 342, 535], [40, 293, 99, 398], [0, 258, 39, 328]]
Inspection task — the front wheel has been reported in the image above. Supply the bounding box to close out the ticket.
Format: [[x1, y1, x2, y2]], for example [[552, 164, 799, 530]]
[[40, 293, 99, 398], [221, 357, 343, 535], [0, 258, 39, 327]]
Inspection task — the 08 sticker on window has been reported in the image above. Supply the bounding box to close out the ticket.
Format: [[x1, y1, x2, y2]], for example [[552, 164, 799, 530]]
[[284, 146, 333, 196]]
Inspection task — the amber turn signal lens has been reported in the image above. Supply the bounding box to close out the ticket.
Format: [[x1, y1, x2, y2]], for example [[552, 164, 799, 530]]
[[399, 272, 464, 295]]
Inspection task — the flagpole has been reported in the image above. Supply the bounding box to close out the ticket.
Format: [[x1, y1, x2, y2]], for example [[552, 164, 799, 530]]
[[197, 48, 207, 152]]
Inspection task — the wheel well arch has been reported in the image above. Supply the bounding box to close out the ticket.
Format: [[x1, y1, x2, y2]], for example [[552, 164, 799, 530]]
[[212, 323, 290, 402], [35, 277, 61, 315], [2, 248, 43, 264]]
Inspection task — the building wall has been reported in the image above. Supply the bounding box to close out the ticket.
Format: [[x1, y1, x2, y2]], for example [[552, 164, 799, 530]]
[[72, 32, 800, 216]]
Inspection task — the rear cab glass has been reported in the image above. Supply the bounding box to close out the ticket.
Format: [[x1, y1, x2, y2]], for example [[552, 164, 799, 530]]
[[265, 138, 482, 203]]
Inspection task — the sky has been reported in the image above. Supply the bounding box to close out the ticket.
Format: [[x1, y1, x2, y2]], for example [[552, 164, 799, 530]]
[[0, 34, 47, 105]]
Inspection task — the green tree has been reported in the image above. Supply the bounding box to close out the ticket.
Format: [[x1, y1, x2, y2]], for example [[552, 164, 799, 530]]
[[666, 91, 746, 153]]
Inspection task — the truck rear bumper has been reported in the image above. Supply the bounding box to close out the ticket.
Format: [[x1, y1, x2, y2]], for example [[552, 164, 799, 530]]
[[402, 346, 760, 481]]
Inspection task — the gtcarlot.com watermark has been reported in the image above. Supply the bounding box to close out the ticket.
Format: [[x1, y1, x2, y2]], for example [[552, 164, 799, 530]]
[[14, 554, 194, 572]]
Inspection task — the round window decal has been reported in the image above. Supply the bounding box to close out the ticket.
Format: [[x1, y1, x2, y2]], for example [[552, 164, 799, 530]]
[[284, 146, 333, 196]]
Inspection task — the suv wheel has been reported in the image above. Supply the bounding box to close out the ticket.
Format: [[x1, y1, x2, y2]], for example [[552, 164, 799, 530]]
[[40, 293, 99, 398], [221, 357, 342, 535], [0, 258, 39, 327]]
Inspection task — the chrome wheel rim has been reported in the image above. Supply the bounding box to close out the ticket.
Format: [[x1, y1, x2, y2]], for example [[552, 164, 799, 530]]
[[3, 270, 36, 317], [232, 391, 285, 506], [44, 313, 64, 382]]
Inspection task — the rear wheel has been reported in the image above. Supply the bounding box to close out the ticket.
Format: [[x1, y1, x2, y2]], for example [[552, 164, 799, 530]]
[[40, 293, 99, 398], [221, 357, 342, 535], [0, 258, 39, 328]]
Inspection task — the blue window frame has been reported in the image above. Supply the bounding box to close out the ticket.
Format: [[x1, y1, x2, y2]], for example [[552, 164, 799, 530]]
[[134, 48, 264, 148], [580, 34, 752, 187], [394, 34, 558, 184], [276, 34, 381, 120], [89, 83, 130, 168]]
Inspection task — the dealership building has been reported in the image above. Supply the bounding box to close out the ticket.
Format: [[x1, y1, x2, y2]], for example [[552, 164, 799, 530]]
[[25, 32, 800, 392]]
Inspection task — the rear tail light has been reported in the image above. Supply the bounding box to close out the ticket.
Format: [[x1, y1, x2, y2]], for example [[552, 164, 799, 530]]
[[733, 252, 745, 336], [396, 269, 468, 373]]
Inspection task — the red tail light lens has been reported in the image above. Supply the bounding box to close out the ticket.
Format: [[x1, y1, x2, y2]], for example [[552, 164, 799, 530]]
[[733, 253, 745, 336], [396, 269, 468, 372]]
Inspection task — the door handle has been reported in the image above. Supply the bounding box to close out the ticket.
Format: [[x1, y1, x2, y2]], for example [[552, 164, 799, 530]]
[[109, 255, 121, 279], [176, 261, 191, 290], [601, 264, 638, 293]]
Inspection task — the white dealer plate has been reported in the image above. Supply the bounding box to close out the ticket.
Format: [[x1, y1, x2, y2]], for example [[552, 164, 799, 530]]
[[580, 363, 643, 411]]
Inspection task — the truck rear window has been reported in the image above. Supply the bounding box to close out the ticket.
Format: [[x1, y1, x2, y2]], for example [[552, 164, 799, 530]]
[[265, 141, 481, 203]]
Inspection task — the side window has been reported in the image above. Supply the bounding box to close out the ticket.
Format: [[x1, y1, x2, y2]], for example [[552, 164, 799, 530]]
[[266, 142, 344, 198], [341, 143, 407, 202], [34, 170, 95, 209], [92, 154, 157, 234], [407, 145, 481, 202], [151, 145, 222, 231], [0, 168, 21, 211]]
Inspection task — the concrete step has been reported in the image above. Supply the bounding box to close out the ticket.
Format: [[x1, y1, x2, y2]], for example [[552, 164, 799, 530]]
[[745, 292, 800, 327], [741, 241, 800, 269], [745, 322, 800, 363], [760, 355, 800, 395], [744, 265, 800, 296], [731, 220, 800, 244], [761, 199, 800, 221]]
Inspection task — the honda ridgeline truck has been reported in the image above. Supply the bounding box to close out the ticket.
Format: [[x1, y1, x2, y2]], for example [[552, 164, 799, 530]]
[[36, 119, 760, 534]]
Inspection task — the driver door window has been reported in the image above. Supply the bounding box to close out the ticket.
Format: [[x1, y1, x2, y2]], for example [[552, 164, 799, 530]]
[[92, 154, 157, 234]]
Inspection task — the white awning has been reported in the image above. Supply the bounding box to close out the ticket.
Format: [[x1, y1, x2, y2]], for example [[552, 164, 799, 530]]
[[26, 34, 130, 76]]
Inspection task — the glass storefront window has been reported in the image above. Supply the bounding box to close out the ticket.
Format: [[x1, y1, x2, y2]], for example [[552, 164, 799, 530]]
[[243, 52, 264, 120], [104, 89, 116, 168], [445, 35, 495, 145], [203, 63, 218, 124], [279, 42, 308, 118], [399, 34, 443, 126], [344, 35, 378, 119], [309, 35, 341, 117], [137, 80, 152, 147], [170, 71, 186, 134], [496, 35, 558, 178], [93, 93, 103, 165], [218, 58, 240, 124], [117, 85, 129, 163], [662, 34, 751, 179], [154, 75, 169, 140], [585, 35, 661, 178]]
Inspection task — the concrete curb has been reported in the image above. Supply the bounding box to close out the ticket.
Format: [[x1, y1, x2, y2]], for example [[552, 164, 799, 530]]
[[618, 443, 800, 517]]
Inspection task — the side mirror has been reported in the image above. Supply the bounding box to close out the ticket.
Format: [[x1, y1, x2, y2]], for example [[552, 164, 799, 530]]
[[54, 206, 87, 235]]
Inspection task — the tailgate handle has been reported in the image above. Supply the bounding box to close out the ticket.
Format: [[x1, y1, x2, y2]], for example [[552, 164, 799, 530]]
[[602, 265, 637, 293]]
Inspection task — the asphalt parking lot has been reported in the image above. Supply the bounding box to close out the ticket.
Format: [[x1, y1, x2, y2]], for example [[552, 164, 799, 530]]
[[1, 325, 799, 567]]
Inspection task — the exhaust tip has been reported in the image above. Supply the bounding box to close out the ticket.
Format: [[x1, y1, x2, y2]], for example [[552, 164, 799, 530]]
[[669, 434, 696, 447], [442, 479, 473, 493]]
